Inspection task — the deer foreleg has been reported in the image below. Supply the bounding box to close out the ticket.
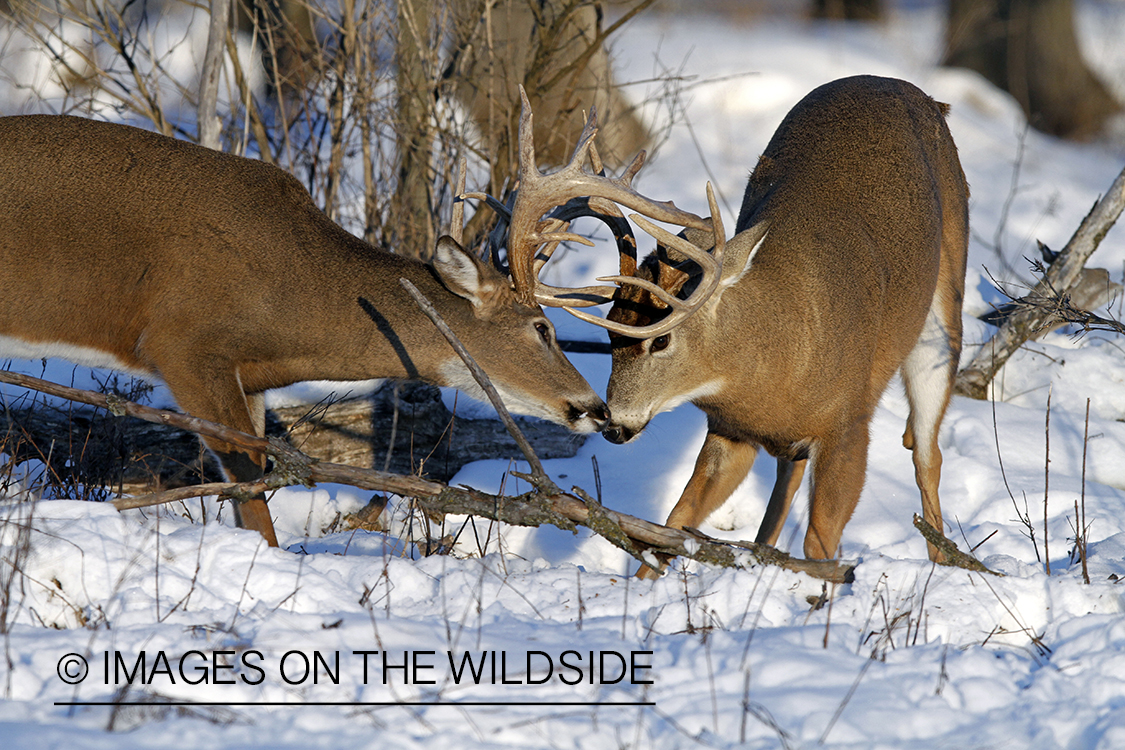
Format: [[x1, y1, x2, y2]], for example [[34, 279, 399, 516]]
[[754, 458, 807, 547], [637, 431, 758, 579], [160, 362, 279, 547], [805, 423, 870, 560]]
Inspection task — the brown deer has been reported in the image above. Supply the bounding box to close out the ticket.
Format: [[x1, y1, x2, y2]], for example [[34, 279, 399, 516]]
[[0, 113, 619, 547], [569, 76, 970, 576]]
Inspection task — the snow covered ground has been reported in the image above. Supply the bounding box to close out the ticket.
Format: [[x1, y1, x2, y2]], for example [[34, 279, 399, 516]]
[[3, 2, 1125, 748]]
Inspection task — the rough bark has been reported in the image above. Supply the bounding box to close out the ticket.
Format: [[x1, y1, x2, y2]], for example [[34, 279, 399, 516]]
[[0, 380, 585, 494], [956, 163, 1125, 398], [235, 0, 319, 106], [393, 0, 439, 261]]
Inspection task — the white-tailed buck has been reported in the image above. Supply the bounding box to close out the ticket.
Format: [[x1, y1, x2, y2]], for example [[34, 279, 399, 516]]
[[553, 76, 970, 576], [0, 113, 617, 547]]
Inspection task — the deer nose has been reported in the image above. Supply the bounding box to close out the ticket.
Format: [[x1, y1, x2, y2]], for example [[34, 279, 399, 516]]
[[570, 400, 610, 431], [602, 422, 636, 445], [590, 402, 610, 426]]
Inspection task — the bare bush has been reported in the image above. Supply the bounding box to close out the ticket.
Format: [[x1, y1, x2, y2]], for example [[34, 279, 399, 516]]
[[2, 0, 654, 259]]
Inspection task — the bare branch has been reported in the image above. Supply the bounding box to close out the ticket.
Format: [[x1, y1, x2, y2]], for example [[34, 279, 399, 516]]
[[993, 259, 1125, 336], [0, 368, 856, 582], [957, 163, 1125, 397], [912, 515, 1002, 575], [398, 277, 556, 493]]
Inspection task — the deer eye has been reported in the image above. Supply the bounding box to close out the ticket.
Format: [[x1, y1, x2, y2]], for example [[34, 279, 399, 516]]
[[535, 322, 552, 343], [650, 334, 671, 353]]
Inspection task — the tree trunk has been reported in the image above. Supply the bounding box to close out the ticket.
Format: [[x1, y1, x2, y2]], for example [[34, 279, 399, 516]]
[[393, 0, 439, 261], [451, 1, 653, 196], [944, 0, 1121, 140], [810, 0, 884, 21]]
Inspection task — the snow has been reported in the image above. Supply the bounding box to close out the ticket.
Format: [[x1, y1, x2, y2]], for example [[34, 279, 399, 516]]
[[3, 2, 1125, 748]]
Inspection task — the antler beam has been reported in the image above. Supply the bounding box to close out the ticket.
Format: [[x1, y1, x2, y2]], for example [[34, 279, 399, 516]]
[[461, 86, 724, 336]]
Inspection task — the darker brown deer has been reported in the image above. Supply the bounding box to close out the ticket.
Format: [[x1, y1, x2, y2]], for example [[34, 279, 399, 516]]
[[0, 114, 613, 547], [588, 76, 969, 576]]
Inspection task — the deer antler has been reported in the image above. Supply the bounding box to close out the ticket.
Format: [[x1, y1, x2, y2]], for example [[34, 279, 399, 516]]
[[463, 86, 725, 336]]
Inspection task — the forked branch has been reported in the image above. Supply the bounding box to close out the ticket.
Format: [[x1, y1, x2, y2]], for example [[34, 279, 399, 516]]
[[0, 369, 855, 583], [956, 163, 1125, 398]]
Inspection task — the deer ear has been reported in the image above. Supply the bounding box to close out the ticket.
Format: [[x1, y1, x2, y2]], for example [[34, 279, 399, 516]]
[[431, 236, 507, 311], [718, 221, 768, 290]]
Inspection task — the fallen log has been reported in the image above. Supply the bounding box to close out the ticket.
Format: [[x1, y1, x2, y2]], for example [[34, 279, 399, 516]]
[[0, 368, 857, 583]]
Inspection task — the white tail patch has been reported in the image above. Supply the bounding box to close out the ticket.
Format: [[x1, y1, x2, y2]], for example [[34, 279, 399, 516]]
[[900, 295, 957, 459]]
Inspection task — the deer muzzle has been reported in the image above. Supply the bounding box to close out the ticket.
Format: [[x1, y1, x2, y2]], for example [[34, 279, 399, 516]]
[[601, 421, 640, 445]]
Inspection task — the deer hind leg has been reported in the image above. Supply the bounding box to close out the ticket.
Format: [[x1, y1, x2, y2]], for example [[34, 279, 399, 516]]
[[900, 292, 960, 563], [754, 458, 807, 548], [161, 363, 279, 548], [637, 431, 758, 579], [805, 422, 870, 560]]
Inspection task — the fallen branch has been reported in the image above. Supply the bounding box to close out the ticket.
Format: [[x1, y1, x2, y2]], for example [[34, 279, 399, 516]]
[[0, 368, 855, 583], [0, 370, 443, 500], [912, 514, 1002, 576], [417, 486, 856, 583], [998, 257, 1125, 336], [956, 164, 1125, 398], [399, 277, 556, 492]]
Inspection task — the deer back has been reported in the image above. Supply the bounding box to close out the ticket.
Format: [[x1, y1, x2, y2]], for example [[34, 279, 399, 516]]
[[0, 114, 608, 433], [605, 75, 969, 448]]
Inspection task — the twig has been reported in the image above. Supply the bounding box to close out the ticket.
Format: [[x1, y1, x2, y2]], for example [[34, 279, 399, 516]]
[[1044, 388, 1051, 576], [957, 163, 1125, 397], [399, 278, 557, 493], [114, 480, 270, 511], [981, 259, 1125, 339], [912, 515, 1002, 576], [1079, 398, 1091, 584], [0, 368, 855, 583]]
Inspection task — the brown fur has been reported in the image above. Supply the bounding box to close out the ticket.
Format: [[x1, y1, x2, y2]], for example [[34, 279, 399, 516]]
[[603, 77, 969, 576], [0, 115, 609, 546]]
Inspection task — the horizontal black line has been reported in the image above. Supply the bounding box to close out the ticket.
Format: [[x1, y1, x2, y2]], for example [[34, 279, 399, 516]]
[[56, 700, 654, 707], [557, 339, 611, 354]]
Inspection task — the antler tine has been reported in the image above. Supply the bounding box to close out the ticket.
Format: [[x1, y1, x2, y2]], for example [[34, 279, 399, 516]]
[[532, 216, 598, 275], [565, 106, 600, 178], [531, 195, 639, 296], [516, 86, 540, 183], [462, 191, 512, 220], [497, 86, 718, 315], [706, 181, 725, 263], [533, 281, 618, 308], [619, 149, 646, 186], [561, 305, 684, 339], [588, 137, 605, 175], [459, 188, 516, 270], [507, 87, 550, 304], [544, 182, 728, 338], [509, 85, 713, 305]]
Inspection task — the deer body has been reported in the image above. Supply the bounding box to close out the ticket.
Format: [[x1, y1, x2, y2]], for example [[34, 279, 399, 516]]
[[0, 115, 608, 545], [600, 76, 969, 573]]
